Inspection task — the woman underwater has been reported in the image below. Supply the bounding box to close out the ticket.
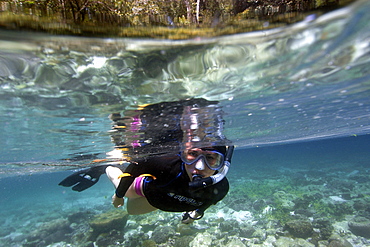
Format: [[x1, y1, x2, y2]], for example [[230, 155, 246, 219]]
[[59, 99, 233, 223]]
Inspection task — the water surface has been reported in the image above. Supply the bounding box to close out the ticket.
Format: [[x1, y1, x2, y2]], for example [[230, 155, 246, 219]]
[[0, 0, 370, 246]]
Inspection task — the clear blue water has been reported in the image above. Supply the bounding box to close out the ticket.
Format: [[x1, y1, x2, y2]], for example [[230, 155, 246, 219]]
[[1, 0, 370, 246]]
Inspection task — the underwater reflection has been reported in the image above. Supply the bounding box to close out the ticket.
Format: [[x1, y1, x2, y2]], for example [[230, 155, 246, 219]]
[[107, 98, 231, 161]]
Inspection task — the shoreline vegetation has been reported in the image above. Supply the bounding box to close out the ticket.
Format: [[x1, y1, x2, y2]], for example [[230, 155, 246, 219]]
[[0, 0, 356, 39]]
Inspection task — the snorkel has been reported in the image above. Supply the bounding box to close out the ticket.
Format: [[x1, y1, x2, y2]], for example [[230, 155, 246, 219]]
[[189, 145, 234, 190]]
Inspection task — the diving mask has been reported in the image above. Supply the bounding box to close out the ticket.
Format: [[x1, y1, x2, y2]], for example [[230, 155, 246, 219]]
[[181, 148, 225, 170]]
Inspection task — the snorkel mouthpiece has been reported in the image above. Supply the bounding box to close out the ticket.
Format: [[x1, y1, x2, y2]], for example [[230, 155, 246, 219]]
[[192, 174, 203, 180], [189, 175, 213, 189]]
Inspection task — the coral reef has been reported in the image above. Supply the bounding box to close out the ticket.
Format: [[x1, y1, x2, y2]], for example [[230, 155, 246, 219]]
[[151, 226, 176, 244], [23, 218, 73, 246], [348, 216, 370, 238], [2, 162, 370, 246], [284, 220, 314, 238], [89, 210, 129, 239]]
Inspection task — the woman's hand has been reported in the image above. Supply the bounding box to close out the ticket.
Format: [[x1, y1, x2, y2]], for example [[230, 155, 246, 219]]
[[181, 210, 203, 224], [112, 194, 124, 208]]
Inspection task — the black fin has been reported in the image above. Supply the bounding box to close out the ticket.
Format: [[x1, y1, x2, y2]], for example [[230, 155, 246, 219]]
[[59, 165, 108, 192]]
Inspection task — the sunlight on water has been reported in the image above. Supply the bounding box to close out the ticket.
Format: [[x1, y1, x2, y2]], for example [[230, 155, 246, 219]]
[[0, 0, 369, 172]]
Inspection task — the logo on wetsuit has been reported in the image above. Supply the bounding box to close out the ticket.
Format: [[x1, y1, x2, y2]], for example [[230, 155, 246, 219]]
[[167, 193, 203, 207]]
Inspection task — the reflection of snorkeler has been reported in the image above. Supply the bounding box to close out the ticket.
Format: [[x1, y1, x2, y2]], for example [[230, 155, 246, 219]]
[[59, 145, 233, 223]]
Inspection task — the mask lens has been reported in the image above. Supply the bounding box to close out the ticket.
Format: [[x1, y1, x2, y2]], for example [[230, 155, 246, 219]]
[[181, 148, 224, 170], [204, 152, 223, 169]]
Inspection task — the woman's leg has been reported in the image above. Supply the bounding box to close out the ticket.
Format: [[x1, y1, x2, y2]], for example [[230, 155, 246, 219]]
[[125, 178, 157, 214], [126, 197, 157, 215]]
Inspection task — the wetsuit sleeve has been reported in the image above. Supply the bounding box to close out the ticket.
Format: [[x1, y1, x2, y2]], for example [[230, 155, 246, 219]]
[[181, 177, 229, 223], [115, 175, 135, 198], [196, 176, 229, 214], [113, 156, 176, 198]]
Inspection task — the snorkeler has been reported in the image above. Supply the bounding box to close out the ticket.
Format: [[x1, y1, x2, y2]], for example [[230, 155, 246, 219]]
[[59, 145, 234, 223], [60, 98, 233, 223]]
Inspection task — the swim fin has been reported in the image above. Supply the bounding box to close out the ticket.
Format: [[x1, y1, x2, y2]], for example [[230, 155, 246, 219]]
[[58, 165, 109, 192]]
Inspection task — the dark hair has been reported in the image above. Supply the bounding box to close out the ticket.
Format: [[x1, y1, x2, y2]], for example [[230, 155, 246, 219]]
[[210, 146, 227, 155]]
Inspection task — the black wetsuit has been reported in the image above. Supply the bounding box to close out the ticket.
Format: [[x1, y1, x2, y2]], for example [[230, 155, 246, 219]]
[[118, 154, 229, 214]]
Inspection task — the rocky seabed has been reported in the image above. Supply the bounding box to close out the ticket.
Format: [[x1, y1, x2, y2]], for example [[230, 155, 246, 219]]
[[1, 163, 369, 247]]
